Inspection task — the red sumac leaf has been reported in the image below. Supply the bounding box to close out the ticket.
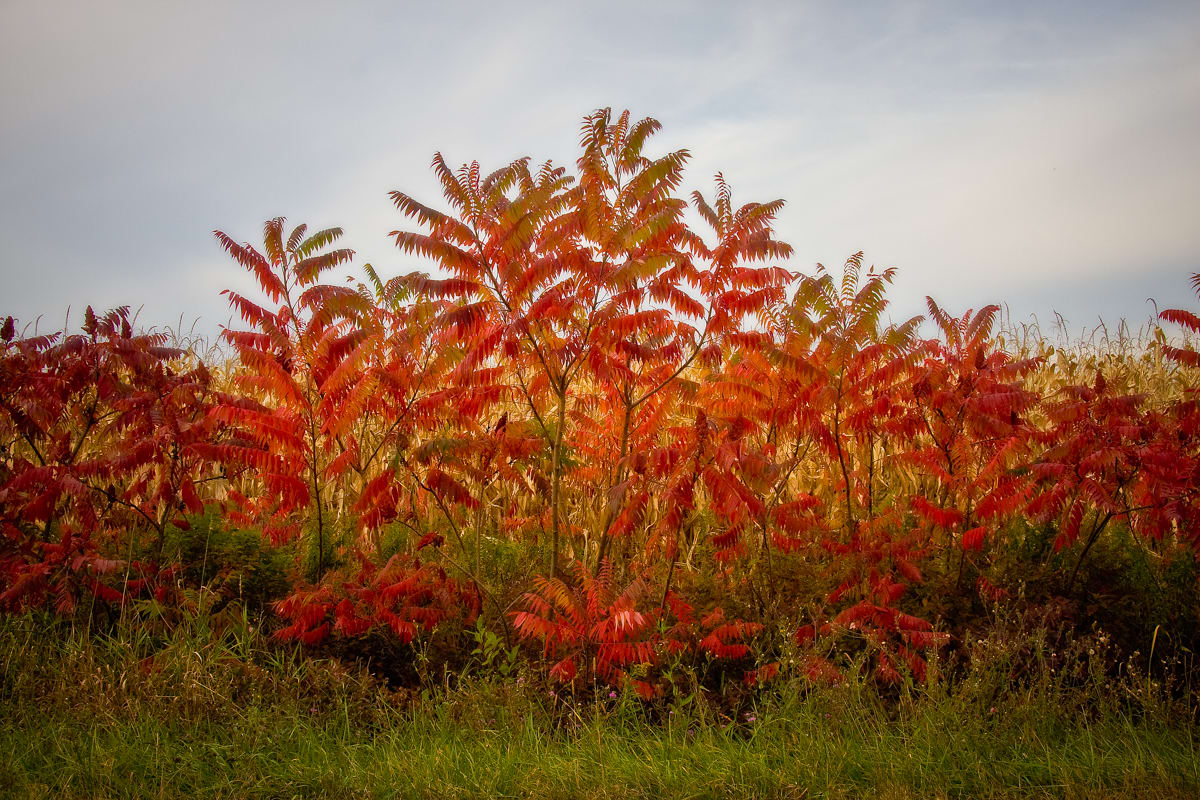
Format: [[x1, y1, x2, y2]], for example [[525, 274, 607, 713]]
[[961, 526, 986, 551], [549, 657, 577, 683]]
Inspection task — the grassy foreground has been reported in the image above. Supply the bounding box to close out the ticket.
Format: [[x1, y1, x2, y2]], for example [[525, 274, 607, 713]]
[[2, 614, 1198, 799], [3, 701, 1199, 799]]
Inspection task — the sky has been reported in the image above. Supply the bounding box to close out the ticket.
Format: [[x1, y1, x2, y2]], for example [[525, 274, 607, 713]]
[[2, 0, 1198, 341]]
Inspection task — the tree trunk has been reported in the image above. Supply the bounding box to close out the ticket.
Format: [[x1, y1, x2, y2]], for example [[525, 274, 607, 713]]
[[549, 390, 567, 578]]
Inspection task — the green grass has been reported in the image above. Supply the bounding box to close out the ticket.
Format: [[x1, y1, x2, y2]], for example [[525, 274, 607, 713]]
[[3, 697, 1197, 799], [2, 612, 1198, 799]]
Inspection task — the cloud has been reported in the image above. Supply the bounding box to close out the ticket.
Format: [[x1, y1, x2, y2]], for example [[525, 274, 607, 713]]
[[1, 1, 1198, 335], [774, 29, 1200, 319]]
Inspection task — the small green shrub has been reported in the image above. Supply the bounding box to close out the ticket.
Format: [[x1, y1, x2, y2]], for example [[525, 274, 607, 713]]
[[164, 510, 291, 610]]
